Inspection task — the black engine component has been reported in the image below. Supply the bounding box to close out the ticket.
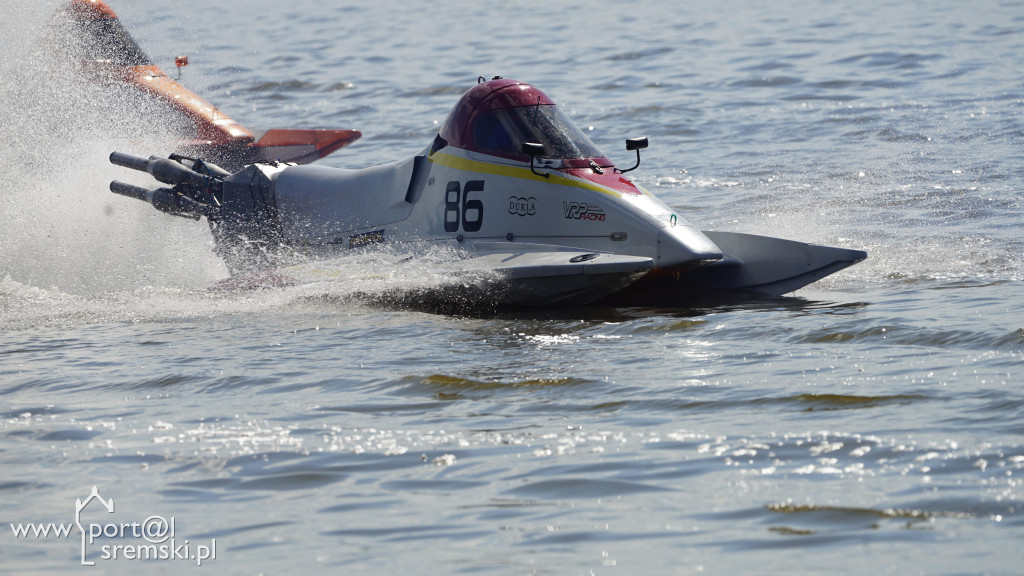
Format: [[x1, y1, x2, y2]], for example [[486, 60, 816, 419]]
[[108, 152, 292, 275]]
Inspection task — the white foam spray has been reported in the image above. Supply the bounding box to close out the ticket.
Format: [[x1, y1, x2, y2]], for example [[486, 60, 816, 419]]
[[0, 2, 491, 330], [0, 1, 228, 297]]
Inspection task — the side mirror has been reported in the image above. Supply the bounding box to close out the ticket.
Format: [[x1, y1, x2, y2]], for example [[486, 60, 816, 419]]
[[522, 142, 545, 157], [522, 142, 549, 178], [626, 137, 649, 152], [620, 137, 648, 173]]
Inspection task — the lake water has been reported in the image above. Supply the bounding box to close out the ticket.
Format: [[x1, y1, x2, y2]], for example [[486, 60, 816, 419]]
[[1, 0, 1022, 574]]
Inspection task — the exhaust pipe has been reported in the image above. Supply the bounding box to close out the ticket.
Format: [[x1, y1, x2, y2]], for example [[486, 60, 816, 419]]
[[109, 180, 213, 220], [109, 152, 212, 188]]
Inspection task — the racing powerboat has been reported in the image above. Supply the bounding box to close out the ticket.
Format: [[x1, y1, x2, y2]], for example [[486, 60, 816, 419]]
[[108, 77, 867, 308], [52, 0, 360, 169]]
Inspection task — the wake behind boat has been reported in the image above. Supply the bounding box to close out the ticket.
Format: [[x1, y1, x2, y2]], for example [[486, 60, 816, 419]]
[[107, 77, 866, 308]]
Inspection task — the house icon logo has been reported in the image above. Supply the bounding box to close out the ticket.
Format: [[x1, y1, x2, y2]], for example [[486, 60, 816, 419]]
[[10, 485, 215, 566], [75, 486, 114, 566]]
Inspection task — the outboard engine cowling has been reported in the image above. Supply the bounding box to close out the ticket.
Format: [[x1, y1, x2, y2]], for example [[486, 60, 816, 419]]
[[211, 163, 290, 274]]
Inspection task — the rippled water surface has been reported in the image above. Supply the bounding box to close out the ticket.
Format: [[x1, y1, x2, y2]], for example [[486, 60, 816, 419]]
[[2, 0, 1023, 574]]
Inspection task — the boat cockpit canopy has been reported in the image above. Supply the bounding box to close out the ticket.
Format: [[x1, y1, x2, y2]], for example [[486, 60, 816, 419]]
[[440, 78, 609, 164]]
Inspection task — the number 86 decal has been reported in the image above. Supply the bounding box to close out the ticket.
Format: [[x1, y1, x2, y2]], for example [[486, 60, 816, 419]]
[[444, 180, 484, 233]]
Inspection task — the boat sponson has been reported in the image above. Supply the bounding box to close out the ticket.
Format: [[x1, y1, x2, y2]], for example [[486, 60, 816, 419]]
[[602, 231, 867, 305]]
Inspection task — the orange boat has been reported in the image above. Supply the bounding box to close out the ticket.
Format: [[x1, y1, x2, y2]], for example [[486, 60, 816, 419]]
[[53, 0, 360, 169]]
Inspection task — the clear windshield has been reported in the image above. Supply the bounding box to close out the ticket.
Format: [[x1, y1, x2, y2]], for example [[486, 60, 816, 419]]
[[471, 105, 604, 160]]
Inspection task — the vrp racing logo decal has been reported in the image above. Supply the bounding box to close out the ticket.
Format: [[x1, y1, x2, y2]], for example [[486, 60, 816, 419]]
[[563, 201, 606, 222], [508, 196, 537, 216]]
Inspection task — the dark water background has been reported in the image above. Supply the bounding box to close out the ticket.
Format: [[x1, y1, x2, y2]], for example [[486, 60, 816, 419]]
[[2, 0, 1022, 574]]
